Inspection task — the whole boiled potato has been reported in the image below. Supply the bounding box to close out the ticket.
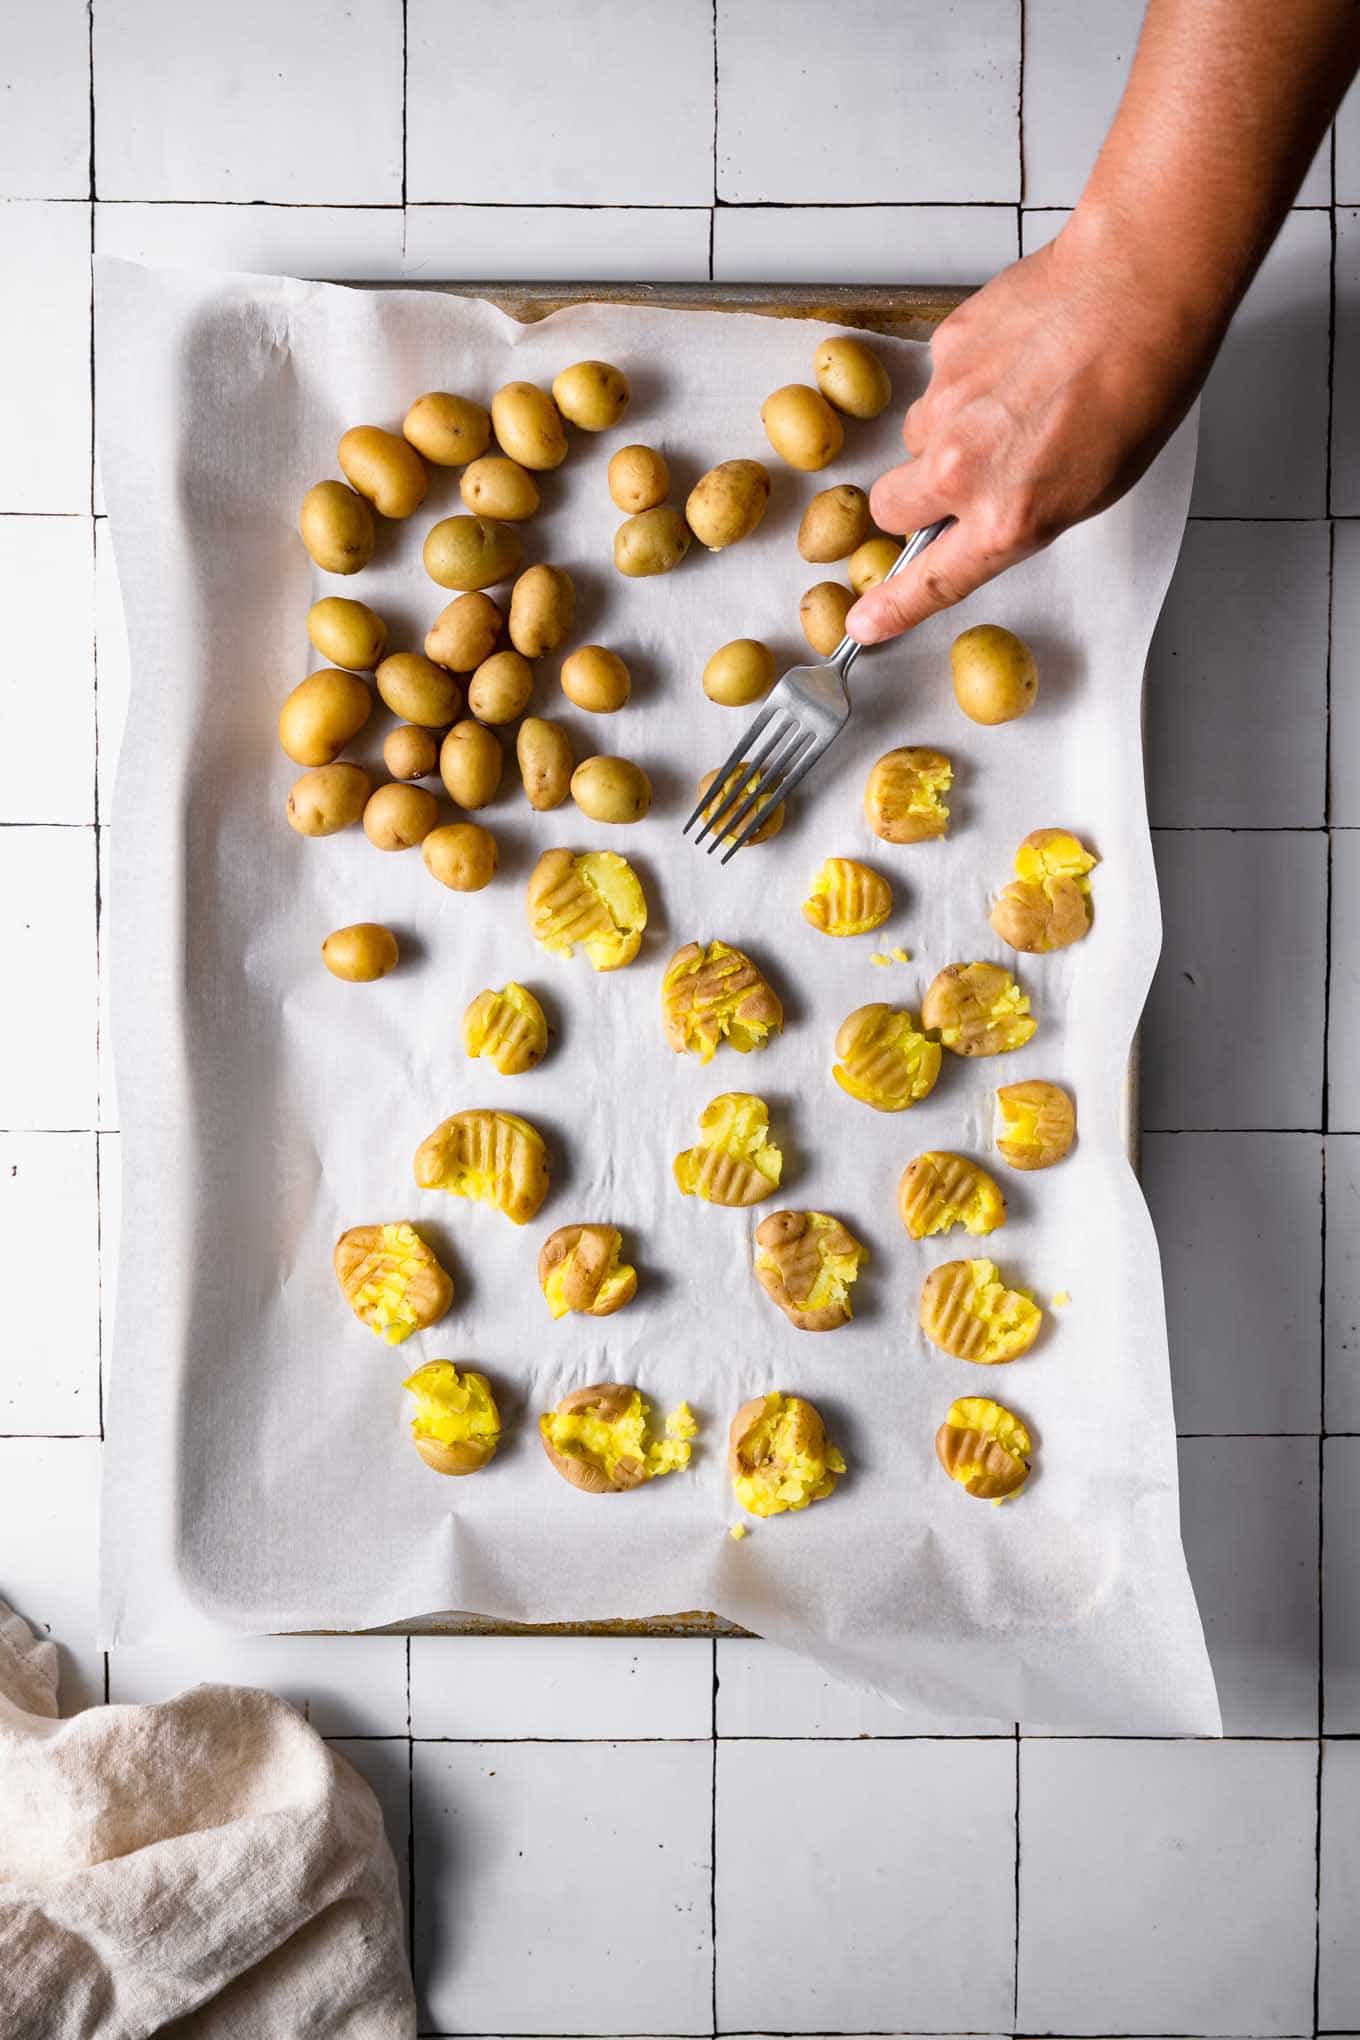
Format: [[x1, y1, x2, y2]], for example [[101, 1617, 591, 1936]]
[[338, 425, 428, 519], [363, 782, 440, 851], [402, 391, 492, 466], [440, 718, 503, 808], [278, 669, 372, 766], [425, 591, 503, 672], [848, 535, 901, 593], [423, 821, 498, 892], [607, 443, 668, 513], [552, 360, 630, 431], [702, 638, 776, 706], [517, 716, 574, 811], [561, 645, 630, 714], [384, 725, 440, 781], [798, 484, 871, 563], [375, 651, 461, 726], [570, 755, 652, 825], [423, 516, 522, 592], [491, 381, 568, 470], [686, 459, 771, 551], [306, 596, 387, 670], [951, 624, 1039, 726], [613, 506, 690, 577], [299, 481, 375, 575], [813, 336, 892, 419], [460, 455, 540, 521], [760, 385, 844, 471], [322, 922, 398, 982], [286, 761, 372, 837], [799, 582, 854, 657], [469, 649, 534, 725], [509, 564, 575, 658]]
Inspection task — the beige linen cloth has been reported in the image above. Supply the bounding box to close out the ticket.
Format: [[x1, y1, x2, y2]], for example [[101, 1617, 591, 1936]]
[[0, 1600, 417, 2037]]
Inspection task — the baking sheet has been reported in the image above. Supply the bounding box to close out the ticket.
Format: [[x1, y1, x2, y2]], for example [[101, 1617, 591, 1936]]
[[97, 258, 1219, 1733]]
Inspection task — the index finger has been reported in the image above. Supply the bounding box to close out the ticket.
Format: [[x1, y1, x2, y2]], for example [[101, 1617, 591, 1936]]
[[846, 520, 1028, 644]]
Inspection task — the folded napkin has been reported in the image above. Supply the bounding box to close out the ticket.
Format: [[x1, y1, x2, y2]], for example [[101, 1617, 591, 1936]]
[[0, 1600, 416, 2038]]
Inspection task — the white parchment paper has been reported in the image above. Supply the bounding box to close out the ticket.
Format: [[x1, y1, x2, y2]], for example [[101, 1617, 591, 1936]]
[[97, 259, 1219, 1732]]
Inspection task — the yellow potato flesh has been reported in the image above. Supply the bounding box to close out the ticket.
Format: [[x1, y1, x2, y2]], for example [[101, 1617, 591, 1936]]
[[539, 1394, 694, 1484]]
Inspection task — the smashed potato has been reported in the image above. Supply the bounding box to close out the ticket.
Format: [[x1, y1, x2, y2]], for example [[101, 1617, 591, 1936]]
[[673, 1092, 782, 1207], [833, 1003, 940, 1111], [990, 828, 1098, 953], [922, 962, 1036, 1058], [540, 1385, 695, 1494], [527, 848, 647, 971], [729, 1392, 845, 1517], [802, 857, 892, 936], [413, 1108, 549, 1226], [995, 1080, 1076, 1170], [898, 1152, 1007, 1240], [696, 763, 785, 846], [863, 747, 952, 844], [935, 1395, 1032, 1502], [404, 1361, 500, 1476], [919, 1257, 1042, 1364], [662, 941, 783, 1062], [463, 981, 548, 1076], [334, 1222, 453, 1344], [538, 1224, 637, 1319], [754, 1210, 868, 1332]]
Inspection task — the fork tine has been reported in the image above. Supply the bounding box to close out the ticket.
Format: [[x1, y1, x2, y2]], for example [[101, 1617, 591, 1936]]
[[704, 721, 813, 855], [687, 707, 793, 848], [719, 726, 827, 864], [681, 699, 784, 839]]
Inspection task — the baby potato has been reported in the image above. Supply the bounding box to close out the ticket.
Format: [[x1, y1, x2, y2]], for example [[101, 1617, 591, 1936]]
[[491, 380, 568, 470], [375, 651, 461, 727], [338, 425, 428, 520], [286, 761, 372, 837], [797, 484, 871, 563], [729, 1391, 844, 1517], [753, 1208, 869, 1332], [697, 764, 784, 845], [423, 820, 498, 892], [702, 638, 775, 707], [538, 1224, 637, 1318], [799, 580, 854, 656], [460, 454, 540, 522], [464, 981, 548, 1075], [995, 1079, 1076, 1170], [299, 480, 375, 575], [864, 746, 953, 844], [936, 1395, 1032, 1502], [922, 961, 1036, 1057], [833, 1002, 941, 1111], [423, 515, 522, 592], [440, 719, 503, 809], [402, 391, 491, 467], [509, 564, 576, 658], [685, 459, 771, 551], [540, 1383, 694, 1492], [760, 384, 844, 471], [363, 781, 439, 852], [951, 624, 1039, 726], [802, 856, 892, 936], [571, 754, 652, 825], [813, 335, 892, 420], [529, 848, 647, 971], [919, 1257, 1042, 1365], [552, 359, 630, 432], [561, 645, 630, 714], [848, 535, 901, 593], [517, 716, 574, 811], [614, 506, 691, 578], [425, 591, 503, 673], [278, 669, 372, 767], [384, 724, 440, 781], [307, 596, 387, 671], [607, 443, 668, 513], [404, 1361, 501, 1477], [322, 922, 398, 982], [468, 649, 534, 726], [990, 828, 1097, 953]]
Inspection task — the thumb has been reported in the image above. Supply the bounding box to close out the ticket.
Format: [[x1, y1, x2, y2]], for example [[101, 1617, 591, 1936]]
[[846, 522, 1002, 644]]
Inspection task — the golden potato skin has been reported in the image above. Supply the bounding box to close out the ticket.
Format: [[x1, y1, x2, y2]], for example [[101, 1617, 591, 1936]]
[[286, 761, 371, 837], [833, 1003, 941, 1111], [848, 535, 901, 593], [561, 645, 630, 714], [527, 848, 647, 971], [673, 1091, 782, 1207], [423, 820, 497, 892], [375, 651, 461, 727], [337, 425, 427, 519], [614, 506, 691, 578], [936, 1395, 1032, 1501], [384, 725, 440, 781], [322, 923, 398, 982], [607, 443, 669, 513], [697, 764, 784, 845], [813, 336, 892, 419], [491, 380, 568, 471], [278, 669, 372, 767], [334, 1222, 453, 1343], [571, 755, 652, 825], [753, 1208, 869, 1332], [990, 828, 1098, 953], [439, 719, 503, 809], [919, 1257, 1043, 1365], [299, 480, 375, 575], [402, 391, 491, 467], [423, 515, 522, 592], [307, 596, 386, 671], [662, 940, 782, 1061], [517, 717, 574, 811], [464, 981, 548, 1075], [760, 384, 844, 471], [899, 1152, 1007, 1240], [509, 564, 575, 658], [798, 484, 872, 563], [703, 638, 775, 706], [864, 746, 953, 844], [414, 1107, 550, 1226], [552, 360, 630, 432], [802, 856, 891, 935], [468, 649, 534, 726], [799, 581, 854, 656], [951, 624, 1039, 725], [995, 1079, 1076, 1170], [685, 459, 771, 551], [424, 591, 503, 673], [363, 782, 439, 852], [538, 1224, 637, 1318], [460, 454, 540, 521], [922, 961, 1036, 1058]]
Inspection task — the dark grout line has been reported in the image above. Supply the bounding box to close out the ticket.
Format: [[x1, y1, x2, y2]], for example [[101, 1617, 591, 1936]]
[[1011, 1723, 1022, 2026], [406, 1637, 416, 1983], [1016, 0, 1027, 207], [86, 0, 95, 203], [709, 1637, 719, 2037]]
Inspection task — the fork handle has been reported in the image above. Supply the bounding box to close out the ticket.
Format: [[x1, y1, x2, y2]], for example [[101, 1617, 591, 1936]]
[[831, 516, 954, 681]]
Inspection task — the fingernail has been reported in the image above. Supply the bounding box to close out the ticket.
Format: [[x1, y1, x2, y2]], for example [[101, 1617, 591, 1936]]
[[846, 601, 885, 646]]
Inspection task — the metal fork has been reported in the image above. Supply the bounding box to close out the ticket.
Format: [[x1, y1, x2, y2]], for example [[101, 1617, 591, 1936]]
[[682, 517, 952, 862]]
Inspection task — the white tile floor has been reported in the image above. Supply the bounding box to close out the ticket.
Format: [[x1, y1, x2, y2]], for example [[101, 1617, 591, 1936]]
[[1, 3, 1355, 2032]]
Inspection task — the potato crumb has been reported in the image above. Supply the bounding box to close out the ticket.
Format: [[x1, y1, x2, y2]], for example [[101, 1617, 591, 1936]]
[[1051, 1288, 1071, 1307], [870, 952, 892, 967], [729, 1523, 748, 1541], [889, 945, 910, 963]]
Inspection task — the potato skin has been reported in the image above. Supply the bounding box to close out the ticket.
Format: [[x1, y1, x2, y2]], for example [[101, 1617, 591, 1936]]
[[607, 443, 669, 513], [799, 582, 854, 657], [813, 336, 892, 420], [552, 360, 630, 431], [322, 922, 398, 982], [338, 425, 428, 519], [286, 761, 372, 836], [439, 718, 503, 809], [848, 535, 901, 593], [760, 384, 844, 471], [571, 755, 652, 825], [278, 669, 372, 766], [614, 506, 691, 577], [685, 459, 771, 551], [509, 564, 576, 658], [423, 820, 498, 892], [561, 645, 630, 714], [697, 765, 784, 844], [491, 381, 568, 470], [517, 717, 574, 811], [363, 782, 439, 851], [375, 651, 461, 727], [299, 481, 375, 575], [402, 391, 492, 467], [460, 455, 540, 521], [951, 624, 1039, 726], [468, 649, 534, 725], [306, 596, 387, 671], [424, 591, 503, 673], [797, 484, 871, 563], [423, 515, 522, 592], [702, 638, 775, 706], [384, 725, 440, 781]]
